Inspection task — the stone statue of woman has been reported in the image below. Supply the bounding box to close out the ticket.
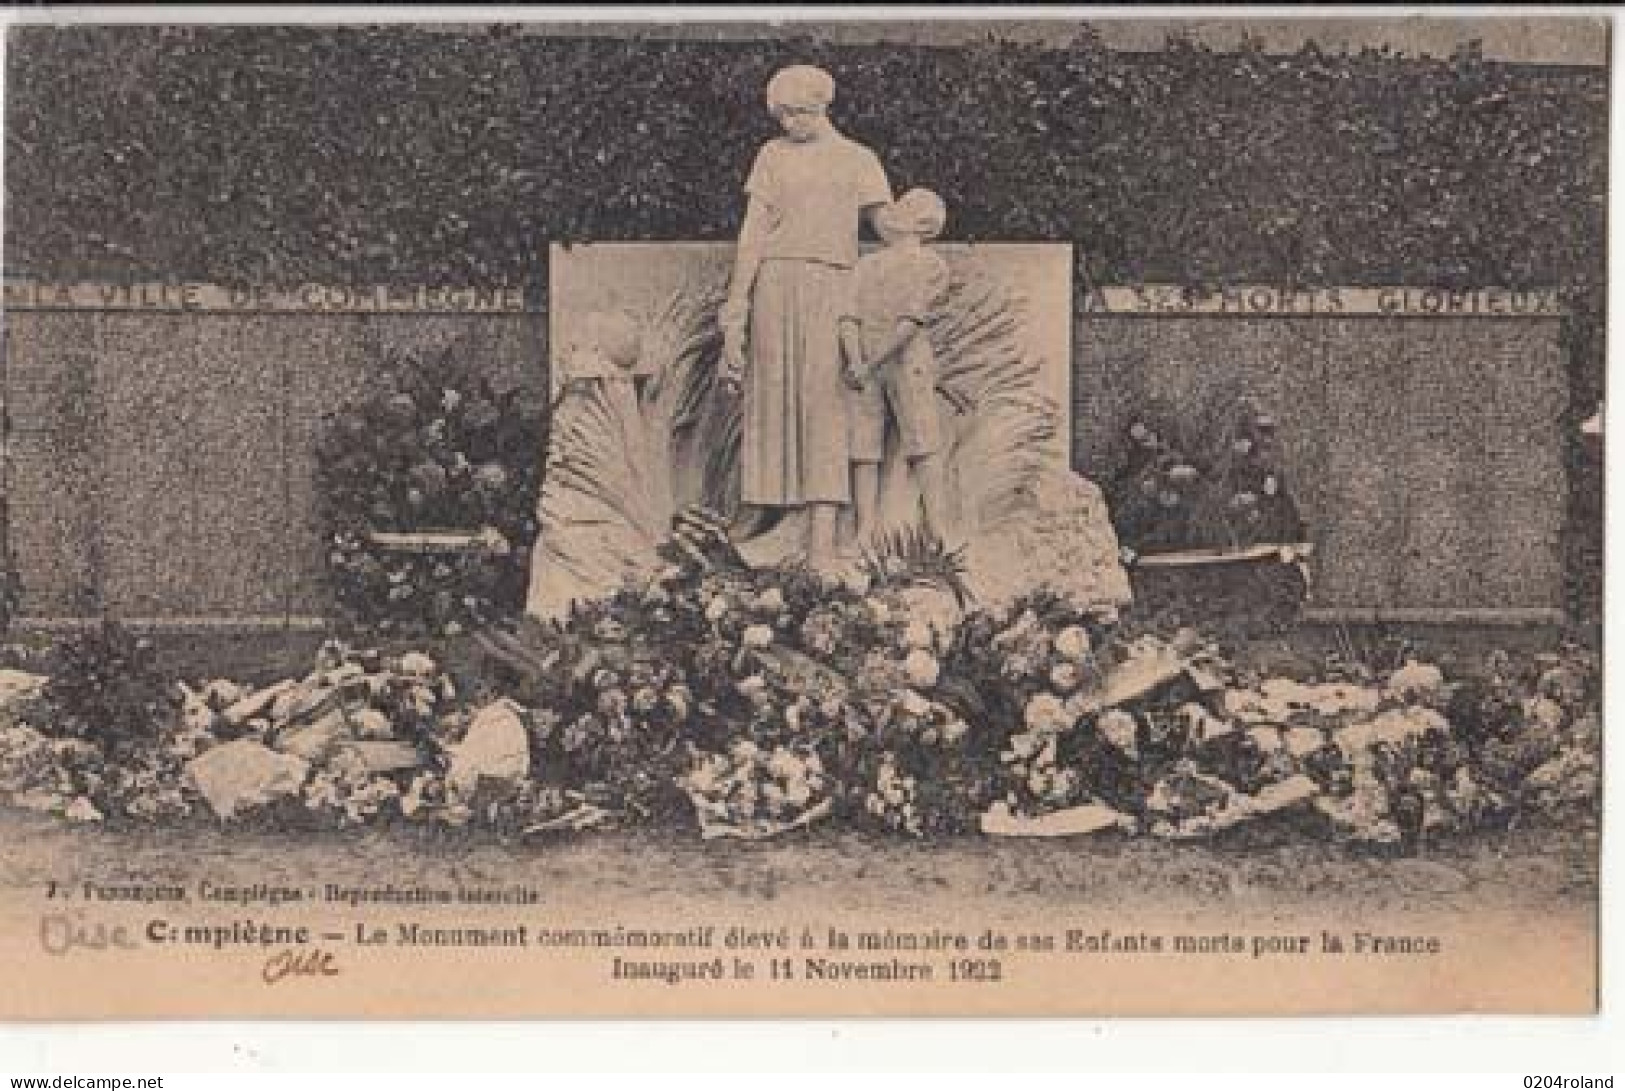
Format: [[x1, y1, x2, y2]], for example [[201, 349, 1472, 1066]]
[[719, 64, 892, 572]]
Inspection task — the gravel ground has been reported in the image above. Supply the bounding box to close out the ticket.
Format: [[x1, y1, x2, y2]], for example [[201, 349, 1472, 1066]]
[[0, 809, 1597, 918]]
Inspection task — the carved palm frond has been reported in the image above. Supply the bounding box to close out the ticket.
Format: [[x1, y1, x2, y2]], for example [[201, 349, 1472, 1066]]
[[537, 261, 1056, 595], [954, 389, 1059, 526], [933, 275, 1030, 403], [693, 397, 744, 515], [930, 272, 1060, 528], [538, 279, 726, 564], [538, 379, 669, 548], [640, 280, 730, 516], [642, 280, 727, 436], [860, 523, 973, 607], [638, 278, 742, 516]]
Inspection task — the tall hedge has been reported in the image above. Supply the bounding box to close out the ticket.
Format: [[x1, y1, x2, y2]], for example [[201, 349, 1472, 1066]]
[[3, 25, 1607, 615], [6, 29, 1604, 296]]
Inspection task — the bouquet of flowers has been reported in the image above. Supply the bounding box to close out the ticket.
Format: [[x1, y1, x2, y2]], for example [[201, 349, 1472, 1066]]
[[856, 683, 984, 836], [302, 757, 403, 828], [679, 739, 833, 839], [936, 593, 1125, 818], [316, 346, 548, 636], [1105, 393, 1306, 554]]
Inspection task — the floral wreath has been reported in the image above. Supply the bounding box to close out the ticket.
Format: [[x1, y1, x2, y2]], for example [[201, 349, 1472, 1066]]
[[315, 346, 550, 637], [1103, 391, 1306, 556]]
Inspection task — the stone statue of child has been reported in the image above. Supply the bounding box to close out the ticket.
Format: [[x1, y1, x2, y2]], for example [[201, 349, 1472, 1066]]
[[838, 188, 955, 549]]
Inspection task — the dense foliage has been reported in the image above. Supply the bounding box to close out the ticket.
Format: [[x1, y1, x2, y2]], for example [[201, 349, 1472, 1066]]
[[5, 29, 1604, 378], [40, 620, 178, 758]]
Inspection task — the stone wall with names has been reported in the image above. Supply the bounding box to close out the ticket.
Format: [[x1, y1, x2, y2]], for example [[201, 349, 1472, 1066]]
[[1074, 296, 1569, 623], [3, 286, 544, 627]]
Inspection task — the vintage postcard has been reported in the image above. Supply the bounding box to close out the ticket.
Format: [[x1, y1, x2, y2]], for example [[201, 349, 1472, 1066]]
[[0, 12, 1604, 1018]]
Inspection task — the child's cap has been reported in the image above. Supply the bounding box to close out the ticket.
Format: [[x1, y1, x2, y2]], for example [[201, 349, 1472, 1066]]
[[881, 188, 948, 239], [766, 65, 835, 111]]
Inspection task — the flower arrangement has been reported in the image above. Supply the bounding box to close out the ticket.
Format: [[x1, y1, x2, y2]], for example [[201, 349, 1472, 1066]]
[[1105, 393, 1306, 555], [0, 550, 1600, 852], [680, 740, 832, 839], [302, 758, 402, 828], [42, 620, 179, 760], [860, 526, 973, 609], [315, 346, 549, 637]]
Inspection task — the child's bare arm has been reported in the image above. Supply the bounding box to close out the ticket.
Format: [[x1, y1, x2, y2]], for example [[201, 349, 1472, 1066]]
[[869, 317, 925, 372], [838, 317, 868, 389]]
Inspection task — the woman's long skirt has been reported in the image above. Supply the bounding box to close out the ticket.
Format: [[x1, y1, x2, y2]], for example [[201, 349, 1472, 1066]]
[[740, 259, 851, 506]]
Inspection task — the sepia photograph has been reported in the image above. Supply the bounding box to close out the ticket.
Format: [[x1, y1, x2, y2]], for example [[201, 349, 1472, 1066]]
[[0, 8, 1607, 1022]]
